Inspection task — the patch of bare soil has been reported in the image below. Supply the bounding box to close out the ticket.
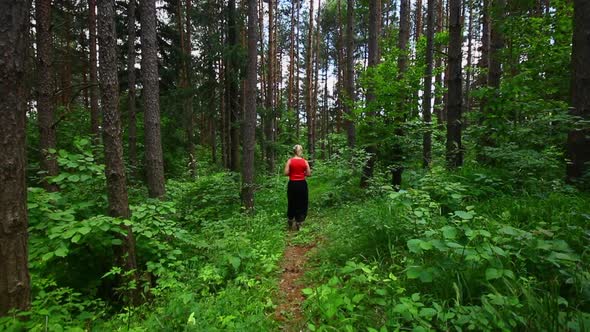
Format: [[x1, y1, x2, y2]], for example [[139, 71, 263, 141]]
[[275, 236, 315, 331]]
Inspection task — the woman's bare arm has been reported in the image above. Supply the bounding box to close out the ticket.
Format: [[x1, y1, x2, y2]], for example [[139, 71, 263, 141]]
[[305, 160, 312, 176], [284, 159, 290, 176]]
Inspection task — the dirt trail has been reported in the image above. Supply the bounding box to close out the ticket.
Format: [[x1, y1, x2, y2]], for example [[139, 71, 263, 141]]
[[275, 234, 315, 331]]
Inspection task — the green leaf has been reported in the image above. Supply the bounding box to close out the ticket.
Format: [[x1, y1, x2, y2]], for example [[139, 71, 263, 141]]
[[111, 239, 123, 245], [42, 252, 54, 261], [455, 211, 474, 220], [71, 234, 81, 243], [352, 294, 365, 303], [54, 247, 68, 257], [407, 239, 423, 253], [78, 226, 91, 235], [302, 288, 314, 296], [68, 174, 80, 182], [485, 268, 502, 280], [441, 226, 457, 239], [419, 269, 434, 283], [419, 307, 438, 318], [419, 241, 433, 251], [229, 256, 241, 270]]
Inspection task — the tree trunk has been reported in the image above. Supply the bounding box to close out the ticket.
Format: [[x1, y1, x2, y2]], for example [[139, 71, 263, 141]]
[[97, 0, 139, 303], [88, 0, 100, 143], [127, 0, 138, 175], [295, 0, 302, 139], [415, 0, 423, 40], [433, 0, 443, 124], [305, 0, 316, 159], [288, 0, 296, 129], [566, 0, 590, 185], [336, 0, 344, 133], [464, 0, 473, 117], [423, 0, 434, 168], [0, 0, 31, 316], [140, 0, 166, 198], [391, 0, 410, 189], [228, 0, 240, 172], [265, 0, 275, 172], [360, 0, 381, 187], [344, 0, 356, 148], [242, 0, 258, 209], [446, 0, 463, 168], [488, 0, 504, 90], [36, 0, 59, 191]]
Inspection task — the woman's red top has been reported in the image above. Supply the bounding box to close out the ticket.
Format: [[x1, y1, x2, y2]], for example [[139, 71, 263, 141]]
[[289, 158, 307, 181]]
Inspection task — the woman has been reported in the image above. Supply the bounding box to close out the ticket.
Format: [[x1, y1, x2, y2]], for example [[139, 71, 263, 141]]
[[284, 144, 311, 230]]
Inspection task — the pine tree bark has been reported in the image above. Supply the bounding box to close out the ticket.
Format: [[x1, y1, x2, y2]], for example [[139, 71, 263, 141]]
[[433, 0, 443, 124], [265, 0, 276, 172], [391, 0, 410, 188], [305, 0, 316, 159], [127, 0, 138, 175], [423, 0, 434, 168], [488, 0, 504, 91], [566, 0, 590, 184], [464, 0, 474, 115], [360, 0, 381, 187], [36, 0, 59, 191], [446, 0, 463, 168], [242, 0, 258, 209], [287, 0, 296, 126], [97, 0, 139, 303], [88, 0, 100, 143], [140, 0, 166, 198], [0, 0, 31, 316], [344, 0, 356, 148], [225, 0, 240, 172]]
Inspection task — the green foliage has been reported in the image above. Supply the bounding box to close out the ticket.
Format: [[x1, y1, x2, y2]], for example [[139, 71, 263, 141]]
[[302, 165, 590, 331]]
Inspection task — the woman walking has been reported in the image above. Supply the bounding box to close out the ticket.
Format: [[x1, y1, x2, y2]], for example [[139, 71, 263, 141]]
[[284, 145, 311, 230]]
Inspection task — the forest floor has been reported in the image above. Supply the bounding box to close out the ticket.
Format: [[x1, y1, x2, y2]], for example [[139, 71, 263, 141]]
[[274, 220, 321, 331]]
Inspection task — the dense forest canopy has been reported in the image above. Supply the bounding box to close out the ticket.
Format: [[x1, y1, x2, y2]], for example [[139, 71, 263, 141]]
[[1, 0, 589, 330]]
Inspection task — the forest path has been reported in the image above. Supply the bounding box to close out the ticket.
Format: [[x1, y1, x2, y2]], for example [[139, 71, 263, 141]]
[[274, 224, 318, 331]]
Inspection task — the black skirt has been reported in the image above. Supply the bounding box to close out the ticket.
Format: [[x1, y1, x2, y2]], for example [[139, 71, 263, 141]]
[[287, 180, 308, 222]]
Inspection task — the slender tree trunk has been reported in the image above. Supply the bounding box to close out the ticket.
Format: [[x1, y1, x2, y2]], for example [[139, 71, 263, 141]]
[[415, 0, 423, 40], [88, 0, 100, 143], [344, 0, 356, 148], [0, 0, 31, 316], [288, 0, 296, 129], [97, 0, 139, 303], [305, 0, 316, 159], [227, 0, 240, 172], [183, 0, 196, 176], [434, 0, 443, 124], [295, 0, 302, 139], [488, 0, 504, 90], [464, 0, 473, 115], [36, 0, 59, 191], [391, 0, 410, 189], [62, 1, 72, 106], [140, 0, 166, 198], [127, 0, 138, 175], [423, 0, 434, 168], [566, 0, 590, 185], [336, 0, 344, 133], [265, 0, 275, 172], [360, 0, 381, 187], [242, 0, 258, 209], [446, 0, 463, 168]]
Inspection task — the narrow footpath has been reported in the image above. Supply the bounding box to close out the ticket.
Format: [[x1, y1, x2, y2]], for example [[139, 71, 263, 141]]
[[274, 230, 316, 331]]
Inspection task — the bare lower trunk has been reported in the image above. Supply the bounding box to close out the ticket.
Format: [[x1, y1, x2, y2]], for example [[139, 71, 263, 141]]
[[97, 0, 138, 304], [344, 0, 356, 148], [127, 0, 138, 175], [36, 0, 59, 191], [89, 0, 100, 143], [446, 0, 463, 168], [0, 0, 31, 316], [242, 0, 258, 209], [140, 0, 166, 198]]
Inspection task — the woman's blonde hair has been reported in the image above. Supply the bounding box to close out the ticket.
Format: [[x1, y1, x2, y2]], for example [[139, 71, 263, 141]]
[[293, 144, 303, 157]]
